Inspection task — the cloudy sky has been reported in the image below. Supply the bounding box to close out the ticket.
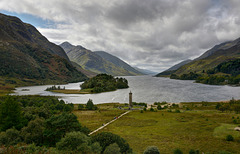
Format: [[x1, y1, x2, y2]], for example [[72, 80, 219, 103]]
[[1, 0, 240, 72]]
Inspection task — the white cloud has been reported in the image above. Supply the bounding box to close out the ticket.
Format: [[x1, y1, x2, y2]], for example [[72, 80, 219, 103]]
[[1, 0, 240, 72]]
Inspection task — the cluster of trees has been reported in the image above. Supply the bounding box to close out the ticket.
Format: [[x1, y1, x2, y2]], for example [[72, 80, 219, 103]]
[[170, 59, 240, 86], [143, 146, 203, 154], [78, 99, 98, 110], [45, 85, 65, 91], [0, 96, 132, 153], [80, 74, 129, 93], [214, 59, 240, 76], [170, 72, 200, 80], [216, 98, 240, 114], [132, 102, 147, 107]]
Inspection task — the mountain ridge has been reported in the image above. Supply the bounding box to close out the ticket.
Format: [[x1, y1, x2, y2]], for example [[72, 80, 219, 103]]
[[94, 51, 143, 75], [60, 42, 141, 76]]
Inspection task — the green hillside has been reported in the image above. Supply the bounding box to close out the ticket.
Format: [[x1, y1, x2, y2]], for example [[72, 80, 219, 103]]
[[0, 13, 87, 86], [174, 38, 240, 75]]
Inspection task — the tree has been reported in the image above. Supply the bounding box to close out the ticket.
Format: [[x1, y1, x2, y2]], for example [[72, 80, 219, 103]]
[[144, 146, 160, 154], [0, 97, 26, 131], [43, 113, 89, 146], [21, 117, 45, 145], [157, 105, 162, 110], [104, 143, 121, 154], [56, 131, 91, 151], [92, 132, 132, 153], [86, 99, 97, 110], [0, 128, 22, 146]]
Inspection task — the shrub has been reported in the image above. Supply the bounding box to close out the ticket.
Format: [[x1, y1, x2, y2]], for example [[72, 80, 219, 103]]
[[175, 109, 181, 113], [143, 146, 160, 154], [92, 132, 131, 153], [226, 135, 234, 141], [174, 148, 183, 154], [0, 128, 22, 146], [189, 149, 199, 154], [104, 143, 121, 154], [20, 117, 45, 145], [56, 131, 91, 151], [78, 104, 84, 110]]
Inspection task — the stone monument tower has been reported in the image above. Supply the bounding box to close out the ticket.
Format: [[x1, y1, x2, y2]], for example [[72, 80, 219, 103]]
[[129, 91, 133, 108]]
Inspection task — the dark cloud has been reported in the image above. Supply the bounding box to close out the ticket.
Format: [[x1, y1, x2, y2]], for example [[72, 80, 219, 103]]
[[1, 0, 240, 72]]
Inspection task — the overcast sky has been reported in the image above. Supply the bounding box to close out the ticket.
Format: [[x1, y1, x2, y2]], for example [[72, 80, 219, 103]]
[[1, 0, 240, 72]]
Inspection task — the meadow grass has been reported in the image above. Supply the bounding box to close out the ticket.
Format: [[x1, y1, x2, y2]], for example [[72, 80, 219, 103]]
[[73, 103, 125, 131], [76, 104, 240, 153]]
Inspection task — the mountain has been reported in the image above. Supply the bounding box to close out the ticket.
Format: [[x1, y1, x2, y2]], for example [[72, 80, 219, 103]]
[[94, 51, 142, 75], [174, 37, 240, 75], [0, 13, 87, 84], [155, 59, 192, 76], [133, 67, 157, 75], [60, 42, 140, 76], [71, 62, 97, 78]]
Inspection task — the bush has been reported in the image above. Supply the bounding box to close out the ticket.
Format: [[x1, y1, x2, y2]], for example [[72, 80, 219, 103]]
[[157, 105, 162, 110], [226, 135, 234, 141], [56, 131, 91, 151], [104, 143, 121, 154], [92, 132, 131, 153], [143, 146, 160, 154], [78, 104, 84, 110], [0, 128, 22, 146], [175, 109, 181, 113], [189, 149, 199, 154], [21, 117, 45, 145], [174, 149, 183, 154]]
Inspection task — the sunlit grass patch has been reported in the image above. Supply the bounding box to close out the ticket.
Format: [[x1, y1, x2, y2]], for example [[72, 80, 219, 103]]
[[213, 123, 240, 139]]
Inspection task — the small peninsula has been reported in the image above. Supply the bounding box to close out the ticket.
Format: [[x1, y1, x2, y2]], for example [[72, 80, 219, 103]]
[[47, 74, 129, 94]]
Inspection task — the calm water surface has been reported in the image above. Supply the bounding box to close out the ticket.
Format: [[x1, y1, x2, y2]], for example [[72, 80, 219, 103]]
[[13, 76, 240, 104]]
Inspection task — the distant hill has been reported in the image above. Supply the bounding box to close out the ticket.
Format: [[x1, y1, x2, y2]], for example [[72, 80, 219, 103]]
[[94, 51, 142, 75], [155, 59, 192, 76], [60, 42, 140, 76], [133, 67, 157, 75], [0, 13, 87, 84], [174, 37, 240, 75]]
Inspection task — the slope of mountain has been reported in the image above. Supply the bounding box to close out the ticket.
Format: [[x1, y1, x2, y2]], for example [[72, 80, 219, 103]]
[[60, 42, 139, 76], [71, 61, 97, 78], [94, 51, 142, 75], [133, 67, 157, 75], [0, 13, 87, 84], [174, 37, 240, 75], [155, 59, 192, 76]]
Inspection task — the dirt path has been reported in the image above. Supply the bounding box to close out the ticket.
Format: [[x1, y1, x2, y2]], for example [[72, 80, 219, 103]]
[[88, 110, 131, 136]]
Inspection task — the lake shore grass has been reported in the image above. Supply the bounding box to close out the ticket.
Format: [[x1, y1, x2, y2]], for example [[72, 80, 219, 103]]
[[73, 102, 240, 153], [50, 88, 118, 94], [51, 88, 93, 94]]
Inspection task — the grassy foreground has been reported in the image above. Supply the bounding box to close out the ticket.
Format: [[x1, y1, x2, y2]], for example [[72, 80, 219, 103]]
[[73, 102, 240, 153]]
